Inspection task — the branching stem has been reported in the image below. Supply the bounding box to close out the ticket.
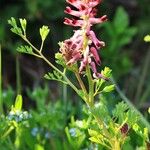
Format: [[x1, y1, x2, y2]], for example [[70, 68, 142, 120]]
[[22, 37, 82, 100]]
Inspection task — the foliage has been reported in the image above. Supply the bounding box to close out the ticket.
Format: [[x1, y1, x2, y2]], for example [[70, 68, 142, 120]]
[[0, 87, 74, 150], [99, 7, 137, 78]]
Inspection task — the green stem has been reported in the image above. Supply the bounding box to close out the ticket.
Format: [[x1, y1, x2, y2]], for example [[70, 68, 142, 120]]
[[85, 63, 112, 144], [86, 64, 94, 107], [111, 77, 150, 132], [40, 40, 44, 52], [94, 115, 110, 139], [1, 126, 14, 139], [111, 138, 121, 150], [75, 70, 88, 99], [0, 44, 3, 113]]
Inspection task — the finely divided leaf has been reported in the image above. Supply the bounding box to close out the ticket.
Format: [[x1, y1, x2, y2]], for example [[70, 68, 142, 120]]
[[17, 45, 33, 55], [40, 26, 50, 41], [8, 17, 23, 36], [44, 71, 67, 84]]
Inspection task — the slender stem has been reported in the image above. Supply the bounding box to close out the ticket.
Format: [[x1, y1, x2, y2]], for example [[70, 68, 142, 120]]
[[1, 126, 14, 139], [0, 44, 3, 113], [23, 37, 42, 54], [75, 70, 88, 98], [111, 77, 150, 132], [86, 64, 94, 106], [31, 53, 42, 58], [40, 40, 44, 52]]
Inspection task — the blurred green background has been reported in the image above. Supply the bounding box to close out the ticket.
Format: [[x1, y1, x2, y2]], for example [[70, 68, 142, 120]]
[[0, 0, 150, 110]]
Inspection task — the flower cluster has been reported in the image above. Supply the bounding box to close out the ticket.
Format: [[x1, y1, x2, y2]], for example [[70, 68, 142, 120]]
[[7, 110, 32, 123], [60, 0, 107, 78]]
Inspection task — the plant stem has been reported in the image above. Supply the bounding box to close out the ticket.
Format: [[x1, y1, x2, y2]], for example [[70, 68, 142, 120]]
[[1, 126, 14, 139], [75, 71, 88, 98], [40, 40, 44, 52], [111, 138, 121, 150], [0, 44, 3, 113], [111, 77, 150, 132], [94, 115, 110, 138], [86, 64, 94, 106]]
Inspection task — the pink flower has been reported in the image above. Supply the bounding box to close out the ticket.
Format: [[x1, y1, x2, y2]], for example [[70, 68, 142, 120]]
[[59, 40, 82, 65], [61, 0, 107, 79]]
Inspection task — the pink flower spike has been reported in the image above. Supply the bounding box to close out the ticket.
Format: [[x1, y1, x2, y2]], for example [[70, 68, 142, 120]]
[[90, 47, 101, 65], [62, 0, 107, 75]]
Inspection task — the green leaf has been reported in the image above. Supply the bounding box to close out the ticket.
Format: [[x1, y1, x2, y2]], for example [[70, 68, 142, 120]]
[[88, 129, 99, 137], [113, 7, 129, 34], [126, 109, 139, 126], [89, 137, 100, 144], [8, 17, 23, 36], [101, 67, 112, 78], [113, 102, 129, 123], [44, 71, 68, 84], [19, 18, 27, 34], [88, 129, 104, 144], [14, 95, 23, 111], [102, 85, 115, 93], [118, 27, 137, 48], [55, 52, 66, 67], [17, 45, 33, 55], [40, 25, 50, 41]]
